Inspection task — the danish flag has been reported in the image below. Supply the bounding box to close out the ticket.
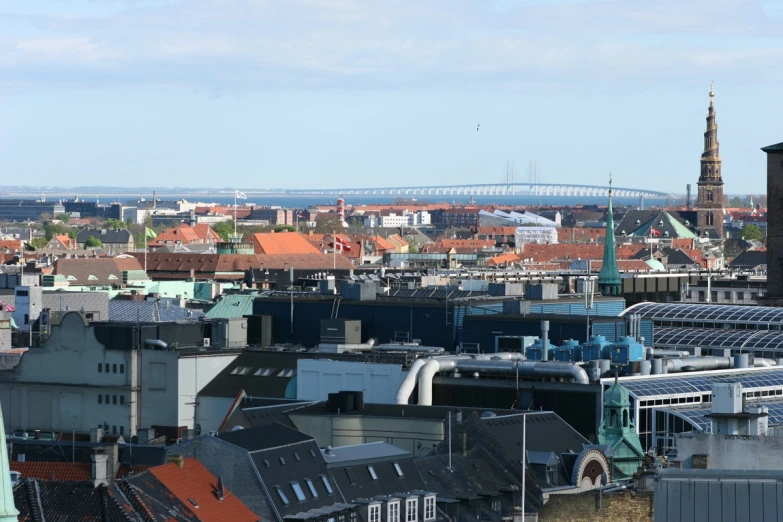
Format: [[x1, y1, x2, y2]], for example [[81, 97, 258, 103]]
[[650, 227, 661, 237], [334, 237, 351, 252]]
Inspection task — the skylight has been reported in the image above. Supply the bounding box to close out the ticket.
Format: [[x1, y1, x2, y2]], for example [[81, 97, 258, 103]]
[[231, 366, 254, 376], [368, 465, 378, 480], [393, 462, 404, 477], [305, 478, 318, 498], [291, 482, 306, 502], [320, 474, 334, 494], [276, 486, 290, 505]]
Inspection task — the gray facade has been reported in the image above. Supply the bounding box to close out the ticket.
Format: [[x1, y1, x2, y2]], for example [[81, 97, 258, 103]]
[[0, 312, 236, 435], [0, 199, 65, 222], [654, 469, 783, 522]]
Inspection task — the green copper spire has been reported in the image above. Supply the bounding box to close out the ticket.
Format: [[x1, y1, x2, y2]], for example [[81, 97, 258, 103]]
[[598, 377, 645, 479], [598, 174, 622, 296], [0, 401, 19, 521]]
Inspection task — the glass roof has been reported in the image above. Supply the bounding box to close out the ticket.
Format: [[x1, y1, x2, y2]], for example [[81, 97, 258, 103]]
[[654, 327, 783, 350], [622, 302, 783, 325], [660, 400, 783, 431], [603, 368, 783, 399]]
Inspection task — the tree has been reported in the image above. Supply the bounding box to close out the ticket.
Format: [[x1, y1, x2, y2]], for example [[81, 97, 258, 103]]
[[729, 196, 743, 208], [85, 236, 104, 249], [740, 224, 762, 242], [274, 225, 296, 233], [43, 222, 71, 240], [29, 237, 49, 249], [212, 221, 235, 241], [55, 213, 70, 223], [314, 216, 344, 234], [105, 218, 126, 229]]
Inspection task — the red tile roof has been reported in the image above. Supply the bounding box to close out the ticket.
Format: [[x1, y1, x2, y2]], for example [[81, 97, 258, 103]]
[[485, 253, 524, 266], [519, 243, 643, 263], [250, 232, 321, 255], [557, 228, 606, 243], [149, 224, 203, 246], [53, 256, 144, 285], [477, 226, 518, 236], [11, 461, 92, 481], [149, 458, 258, 522], [0, 239, 22, 251]]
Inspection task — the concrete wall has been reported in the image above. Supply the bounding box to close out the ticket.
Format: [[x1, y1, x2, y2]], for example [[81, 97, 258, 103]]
[[176, 354, 237, 429], [297, 360, 405, 404], [195, 395, 235, 433], [675, 432, 783, 470], [288, 414, 443, 457], [538, 490, 653, 522]]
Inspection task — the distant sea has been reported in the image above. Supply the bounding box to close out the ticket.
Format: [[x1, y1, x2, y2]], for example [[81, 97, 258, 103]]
[[19, 193, 670, 209]]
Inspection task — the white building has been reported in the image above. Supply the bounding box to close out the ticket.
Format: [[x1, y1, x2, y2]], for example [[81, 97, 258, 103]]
[[514, 226, 558, 245], [0, 312, 237, 437], [367, 210, 432, 229], [297, 359, 405, 404]]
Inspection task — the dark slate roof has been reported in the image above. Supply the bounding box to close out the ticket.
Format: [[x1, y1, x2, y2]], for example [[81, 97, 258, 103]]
[[118, 444, 169, 467], [109, 300, 203, 323], [729, 250, 767, 269], [330, 455, 427, 503], [614, 210, 696, 238], [415, 446, 542, 510], [76, 228, 133, 244], [221, 401, 308, 432], [14, 479, 138, 522], [291, 403, 520, 421], [217, 422, 313, 452], [249, 440, 338, 518], [761, 142, 783, 152], [480, 412, 588, 456], [660, 247, 699, 266]]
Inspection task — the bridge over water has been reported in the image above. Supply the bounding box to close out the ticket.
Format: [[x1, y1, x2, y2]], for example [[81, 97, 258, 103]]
[[277, 183, 667, 198]]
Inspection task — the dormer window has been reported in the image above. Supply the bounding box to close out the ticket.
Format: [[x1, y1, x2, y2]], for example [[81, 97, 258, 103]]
[[406, 498, 418, 522], [369, 504, 381, 522], [424, 496, 436, 521], [388, 501, 400, 522]]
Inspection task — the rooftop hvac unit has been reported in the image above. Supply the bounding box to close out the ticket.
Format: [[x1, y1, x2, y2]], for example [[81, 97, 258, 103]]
[[203, 338, 211, 347]]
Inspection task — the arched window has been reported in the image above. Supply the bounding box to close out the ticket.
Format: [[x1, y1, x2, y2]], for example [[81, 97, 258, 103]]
[[706, 212, 714, 226], [610, 410, 618, 428], [706, 190, 714, 203], [623, 410, 629, 428]]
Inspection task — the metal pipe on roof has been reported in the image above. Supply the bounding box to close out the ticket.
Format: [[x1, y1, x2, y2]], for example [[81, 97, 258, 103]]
[[395, 358, 428, 405], [648, 349, 690, 358], [664, 356, 732, 373], [454, 360, 590, 386]]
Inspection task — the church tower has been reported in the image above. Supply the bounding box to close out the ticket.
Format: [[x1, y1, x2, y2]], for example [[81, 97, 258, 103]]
[[597, 377, 645, 479], [598, 176, 621, 296], [696, 84, 724, 239]]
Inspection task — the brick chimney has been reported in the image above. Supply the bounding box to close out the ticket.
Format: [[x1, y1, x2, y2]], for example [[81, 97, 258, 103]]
[[167, 454, 185, 469], [91, 448, 109, 486]]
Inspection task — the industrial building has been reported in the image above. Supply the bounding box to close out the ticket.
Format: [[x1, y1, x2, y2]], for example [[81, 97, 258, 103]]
[[0, 199, 65, 222]]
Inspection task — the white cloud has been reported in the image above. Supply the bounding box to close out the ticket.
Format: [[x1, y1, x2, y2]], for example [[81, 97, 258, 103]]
[[0, 0, 781, 92]]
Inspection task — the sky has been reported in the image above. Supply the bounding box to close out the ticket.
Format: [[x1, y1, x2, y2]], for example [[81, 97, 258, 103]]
[[0, 0, 782, 193]]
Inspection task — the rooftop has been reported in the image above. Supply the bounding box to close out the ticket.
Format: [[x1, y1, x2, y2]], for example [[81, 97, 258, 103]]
[[321, 442, 409, 465]]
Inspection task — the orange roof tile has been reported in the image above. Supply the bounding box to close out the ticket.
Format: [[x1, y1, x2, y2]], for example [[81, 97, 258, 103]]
[[149, 224, 203, 246], [149, 458, 258, 522], [193, 224, 221, 243], [11, 461, 91, 481], [371, 235, 396, 252], [250, 232, 321, 255], [557, 228, 606, 243], [485, 253, 524, 266]]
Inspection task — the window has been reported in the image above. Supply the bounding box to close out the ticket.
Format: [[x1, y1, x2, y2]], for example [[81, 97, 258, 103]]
[[345, 468, 357, 485], [369, 505, 381, 522], [98, 363, 103, 373], [393, 462, 404, 477], [751, 292, 759, 300], [105, 395, 110, 404], [120, 364, 125, 374], [291, 482, 306, 502], [279, 456, 286, 465], [120, 426, 124, 436], [406, 498, 418, 522], [698, 291, 706, 302], [263, 460, 271, 468], [367, 465, 378, 480], [112, 395, 117, 405], [275, 486, 290, 506], [491, 499, 501, 513], [253, 367, 275, 377], [305, 478, 318, 498], [112, 425, 117, 434], [98, 395, 102, 404], [113, 364, 117, 373], [120, 396, 125, 405], [724, 291, 732, 300], [105, 363, 110, 373], [16, 290, 28, 297], [294, 452, 300, 461], [310, 449, 317, 458], [231, 366, 254, 376], [320, 475, 333, 494], [389, 502, 400, 522], [424, 497, 435, 521]]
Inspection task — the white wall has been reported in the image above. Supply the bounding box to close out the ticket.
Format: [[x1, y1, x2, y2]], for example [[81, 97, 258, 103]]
[[297, 360, 405, 404], [176, 354, 237, 429], [195, 395, 236, 433]]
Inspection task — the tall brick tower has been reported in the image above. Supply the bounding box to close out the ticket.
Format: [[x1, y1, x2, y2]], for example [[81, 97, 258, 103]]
[[696, 84, 724, 239]]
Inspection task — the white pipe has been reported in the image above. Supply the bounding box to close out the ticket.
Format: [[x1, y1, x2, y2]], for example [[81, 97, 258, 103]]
[[395, 358, 428, 404], [418, 356, 473, 406], [318, 343, 376, 352], [648, 349, 690, 358], [753, 358, 777, 367], [454, 360, 590, 385]]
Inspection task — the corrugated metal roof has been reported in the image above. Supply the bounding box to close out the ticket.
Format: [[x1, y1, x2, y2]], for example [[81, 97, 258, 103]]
[[206, 294, 260, 319]]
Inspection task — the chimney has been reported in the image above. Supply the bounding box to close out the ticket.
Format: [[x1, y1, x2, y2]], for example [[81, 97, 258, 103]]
[[91, 448, 109, 486], [104, 443, 119, 481], [90, 427, 104, 443], [167, 454, 185, 469]]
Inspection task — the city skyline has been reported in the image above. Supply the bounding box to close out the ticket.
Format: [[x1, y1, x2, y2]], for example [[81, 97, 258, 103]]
[[0, 0, 782, 192]]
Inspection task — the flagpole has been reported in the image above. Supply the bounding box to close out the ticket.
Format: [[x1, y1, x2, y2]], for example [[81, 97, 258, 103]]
[[333, 231, 336, 270], [234, 190, 237, 237]]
